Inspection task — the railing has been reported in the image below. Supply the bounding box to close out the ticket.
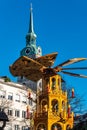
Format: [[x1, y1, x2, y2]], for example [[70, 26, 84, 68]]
[[34, 111, 73, 121], [34, 112, 48, 119], [37, 90, 67, 97]]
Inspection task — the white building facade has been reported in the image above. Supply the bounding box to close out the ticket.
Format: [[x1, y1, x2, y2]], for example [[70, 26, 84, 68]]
[[0, 78, 36, 130]]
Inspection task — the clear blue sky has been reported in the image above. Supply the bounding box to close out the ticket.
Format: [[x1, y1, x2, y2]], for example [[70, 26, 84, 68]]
[[0, 0, 87, 111]]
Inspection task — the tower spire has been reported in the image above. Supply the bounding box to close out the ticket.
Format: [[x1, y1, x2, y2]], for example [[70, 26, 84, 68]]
[[26, 3, 36, 47], [29, 3, 34, 33], [20, 3, 42, 58]]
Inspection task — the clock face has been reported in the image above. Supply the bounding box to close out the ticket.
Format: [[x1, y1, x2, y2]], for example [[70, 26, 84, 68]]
[[37, 47, 42, 55], [38, 48, 41, 53], [25, 48, 31, 55]]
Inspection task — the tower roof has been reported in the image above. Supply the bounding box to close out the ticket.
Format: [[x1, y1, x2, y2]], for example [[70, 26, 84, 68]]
[[29, 3, 34, 33], [20, 4, 42, 58], [26, 4, 37, 47]]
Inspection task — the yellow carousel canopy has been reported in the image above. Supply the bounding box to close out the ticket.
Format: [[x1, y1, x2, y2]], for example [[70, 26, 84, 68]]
[[9, 52, 58, 82]]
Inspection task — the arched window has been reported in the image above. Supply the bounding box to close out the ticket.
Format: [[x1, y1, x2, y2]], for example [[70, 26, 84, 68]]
[[45, 78, 50, 92], [52, 78, 56, 90], [58, 78, 61, 90], [52, 99, 58, 112], [37, 124, 46, 130], [62, 101, 65, 110], [51, 123, 62, 130], [46, 78, 49, 85], [42, 100, 47, 112], [66, 125, 71, 130]]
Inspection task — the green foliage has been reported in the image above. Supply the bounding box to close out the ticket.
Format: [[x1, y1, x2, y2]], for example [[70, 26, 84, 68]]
[[4, 77, 11, 82]]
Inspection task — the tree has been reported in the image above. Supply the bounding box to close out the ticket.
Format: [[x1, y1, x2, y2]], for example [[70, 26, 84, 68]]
[[62, 80, 86, 115]]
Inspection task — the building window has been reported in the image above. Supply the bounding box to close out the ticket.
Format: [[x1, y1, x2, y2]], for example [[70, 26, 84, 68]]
[[22, 126, 30, 130], [52, 78, 56, 90], [8, 109, 13, 116], [15, 94, 20, 102], [0, 107, 4, 111], [22, 126, 25, 130], [51, 123, 62, 130], [14, 125, 20, 130], [15, 110, 20, 117], [52, 99, 58, 112], [29, 99, 33, 106], [0, 90, 5, 98], [22, 126, 27, 130], [22, 96, 27, 104], [22, 111, 26, 118], [58, 78, 61, 90], [8, 92, 13, 100], [37, 124, 46, 130], [39, 82, 42, 88]]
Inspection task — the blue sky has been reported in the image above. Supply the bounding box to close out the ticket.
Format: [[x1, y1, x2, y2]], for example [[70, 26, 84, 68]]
[[0, 0, 87, 110]]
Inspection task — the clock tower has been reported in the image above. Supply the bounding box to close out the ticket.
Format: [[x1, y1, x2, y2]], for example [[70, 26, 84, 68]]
[[18, 4, 42, 90], [20, 4, 42, 59]]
